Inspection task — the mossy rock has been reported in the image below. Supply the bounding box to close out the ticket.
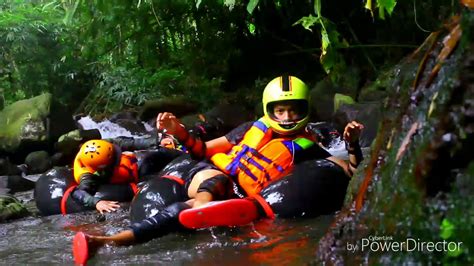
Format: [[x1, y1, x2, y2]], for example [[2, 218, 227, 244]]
[[0, 93, 51, 153], [139, 97, 199, 122], [0, 195, 29, 222], [333, 93, 355, 113]]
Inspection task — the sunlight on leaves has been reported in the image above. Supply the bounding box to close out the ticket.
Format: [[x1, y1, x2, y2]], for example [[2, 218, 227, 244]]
[[247, 0, 259, 15]]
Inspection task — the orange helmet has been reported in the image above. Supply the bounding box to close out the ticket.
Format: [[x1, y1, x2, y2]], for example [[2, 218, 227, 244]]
[[77, 139, 115, 169]]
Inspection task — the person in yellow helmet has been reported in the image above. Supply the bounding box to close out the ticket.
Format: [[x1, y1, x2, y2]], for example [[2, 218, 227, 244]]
[[72, 75, 364, 264], [71, 139, 184, 214]]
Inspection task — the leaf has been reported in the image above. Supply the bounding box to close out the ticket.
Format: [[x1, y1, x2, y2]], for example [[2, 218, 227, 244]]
[[365, 0, 374, 17], [314, 0, 321, 18], [378, 6, 385, 20], [247, 22, 256, 35], [377, 0, 397, 15], [320, 26, 330, 51], [320, 46, 336, 74], [396, 122, 419, 161], [247, 0, 259, 15], [62, 0, 81, 25], [293, 15, 319, 32], [42, 1, 58, 11], [427, 91, 438, 117], [196, 0, 202, 9], [440, 219, 454, 239], [224, 0, 235, 10]]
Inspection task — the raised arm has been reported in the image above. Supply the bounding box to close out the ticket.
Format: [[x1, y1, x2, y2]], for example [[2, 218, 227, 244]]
[[327, 121, 364, 177], [156, 112, 233, 159]]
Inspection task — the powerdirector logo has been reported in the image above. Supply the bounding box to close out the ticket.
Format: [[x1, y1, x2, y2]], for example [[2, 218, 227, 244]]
[[346, 235, 463, 253]]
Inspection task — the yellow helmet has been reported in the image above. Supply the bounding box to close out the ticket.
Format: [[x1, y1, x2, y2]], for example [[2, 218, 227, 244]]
[[77, 139, 115, 169], [262, 75, 310, 135]]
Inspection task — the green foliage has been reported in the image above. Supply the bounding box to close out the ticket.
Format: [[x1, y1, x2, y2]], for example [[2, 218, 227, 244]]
[[365, 0, 397, 19], [293, 0, 348, 74], [0, 2, 65, 104], [246, 0, 259, 14], [377, 0, 397, 19], [0, 0, 459, 117]]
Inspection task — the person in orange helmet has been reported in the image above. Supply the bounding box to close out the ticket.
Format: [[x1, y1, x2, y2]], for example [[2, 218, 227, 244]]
[[71, 139, 183, 214]]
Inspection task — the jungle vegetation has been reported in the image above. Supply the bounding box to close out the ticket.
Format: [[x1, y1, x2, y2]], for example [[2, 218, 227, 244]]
[[0, 0, 459, 114]]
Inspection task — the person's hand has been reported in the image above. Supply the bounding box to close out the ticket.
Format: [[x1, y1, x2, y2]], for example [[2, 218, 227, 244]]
[[343, 121, 364, 144], [95, 200, 120, 214], [156, 112, 183, 136]]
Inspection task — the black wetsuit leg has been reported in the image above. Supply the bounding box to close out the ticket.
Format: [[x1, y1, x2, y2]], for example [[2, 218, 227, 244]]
[[130, 202, 191, 243], [129, 155, 225, 222], [130, 154, 195, 223]]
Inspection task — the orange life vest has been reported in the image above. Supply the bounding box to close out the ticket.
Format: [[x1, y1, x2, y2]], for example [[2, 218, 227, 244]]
[[73, 152, 139, 184], [210, 117, 314, 196]]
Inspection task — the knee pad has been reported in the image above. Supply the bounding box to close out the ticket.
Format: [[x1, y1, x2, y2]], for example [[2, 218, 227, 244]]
[[196, 174, 233, 200]]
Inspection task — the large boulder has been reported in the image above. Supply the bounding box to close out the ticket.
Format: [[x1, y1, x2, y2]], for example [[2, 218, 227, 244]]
[[109, 111, 149, 136], [0, 93, 75, 161], [310, 67, 361, 122], [0, 93, 51, 153], [0, 157, 21, 176], [24, 151, 51, 174], [54, 129, 101, 166], [204, 103, 254, 134], [139, 97, 199, 123]]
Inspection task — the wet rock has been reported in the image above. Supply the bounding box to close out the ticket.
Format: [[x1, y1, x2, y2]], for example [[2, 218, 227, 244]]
[[55, 129, 101, 165], [204, 103, 253, 135], [50, 152, 68, 166], [0, 157, 21, 176], [316, 13, 474, 265], [79, 128, 102, 140], [48, 98, 76, 145], [358, 70, 392, 102], [139, 98, 199, 122], [0, 93, 76, 160], [24, 151, 51, 174], [310, 69, 360, 122], [310, 79, 335, 122], [55, 130, 82, 164], [333, 93, 355, 113], [113, 119, 148, 135], [0, 175, 34, 194], [109, 111, 139, 122], [109, 111, 149, 135]]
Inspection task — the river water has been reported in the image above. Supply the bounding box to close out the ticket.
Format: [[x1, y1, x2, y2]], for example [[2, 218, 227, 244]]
[[0, 200, 334, 265], [0, 118, 347, 265]]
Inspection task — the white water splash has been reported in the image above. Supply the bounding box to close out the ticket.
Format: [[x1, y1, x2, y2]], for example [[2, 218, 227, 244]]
[[77, 116, 152, 139], [326, 138, 348, 159]]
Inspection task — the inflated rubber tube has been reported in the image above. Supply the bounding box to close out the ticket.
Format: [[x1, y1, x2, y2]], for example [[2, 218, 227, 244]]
[[259, 159, 349, 218], [34, 167, 136, 216], [130, 176, 187, 223], [132, 157, 348, 226], [129, 155, 196, 223]]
